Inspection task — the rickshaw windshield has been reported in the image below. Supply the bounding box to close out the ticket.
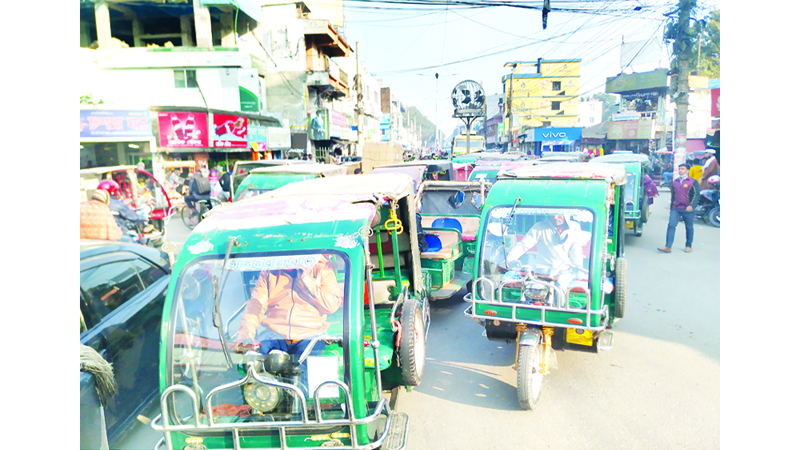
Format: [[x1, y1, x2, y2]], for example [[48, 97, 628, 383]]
[[478, 206, 594, 300], [136, 171, 169, 209], [167, 251, 350, 425]]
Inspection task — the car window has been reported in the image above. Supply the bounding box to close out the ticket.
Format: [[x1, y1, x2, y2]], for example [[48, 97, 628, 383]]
[[80, 256, 162, 326]]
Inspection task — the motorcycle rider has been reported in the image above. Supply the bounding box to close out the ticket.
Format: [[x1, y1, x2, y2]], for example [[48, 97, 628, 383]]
[[97, 179, 145, 243], [184, 168, 212, 218]]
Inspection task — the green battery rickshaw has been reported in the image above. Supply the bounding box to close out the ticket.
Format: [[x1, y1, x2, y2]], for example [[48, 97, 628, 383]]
[[464, 162, 628, 410], [150, 173, 432, 449]]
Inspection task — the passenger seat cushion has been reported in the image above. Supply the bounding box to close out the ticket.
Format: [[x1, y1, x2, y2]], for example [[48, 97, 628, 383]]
[[420, 229, 461, 260]]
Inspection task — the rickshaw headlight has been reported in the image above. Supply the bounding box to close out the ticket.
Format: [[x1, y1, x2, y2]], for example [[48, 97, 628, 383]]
[[523, 282, 548, 301], [244, 378, 282, 413]]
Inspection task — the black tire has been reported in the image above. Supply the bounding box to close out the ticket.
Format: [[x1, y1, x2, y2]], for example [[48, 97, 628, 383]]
[[633, 221, 642, 237], [641, 199, 649, 224], [516, 333, 544, 410], [614, 257, 627, 319], [398, 299, 426, 386], [706, 206, 720, 228], [180, 206, 195, 229]]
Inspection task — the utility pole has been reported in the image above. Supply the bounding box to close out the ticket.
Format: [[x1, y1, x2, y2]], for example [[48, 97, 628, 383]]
[[506, 64, 516, 151], [355, 42, 362, 155], [435, 73, 439, 152], [673, 0, 696, 172]]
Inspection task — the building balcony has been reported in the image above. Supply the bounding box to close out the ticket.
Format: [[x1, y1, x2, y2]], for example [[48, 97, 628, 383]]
[[303, 19, 350, 58], [90, 46, 256, 70], [307, 55, 349, 98]]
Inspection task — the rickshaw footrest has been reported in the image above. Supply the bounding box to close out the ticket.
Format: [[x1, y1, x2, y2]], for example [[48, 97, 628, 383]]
[[383, 411, 409, 450]]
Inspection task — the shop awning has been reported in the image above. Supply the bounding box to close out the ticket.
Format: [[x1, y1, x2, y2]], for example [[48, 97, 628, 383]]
[[200, 0, 261, 23]]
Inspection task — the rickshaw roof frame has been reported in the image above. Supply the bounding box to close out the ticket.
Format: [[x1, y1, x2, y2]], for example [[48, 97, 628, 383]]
[[248, 163, 348, 176], [79, 165, 137, 176], [500, 162, 627, 184]]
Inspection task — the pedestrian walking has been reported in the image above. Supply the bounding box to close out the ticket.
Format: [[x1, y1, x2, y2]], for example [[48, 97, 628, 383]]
[[658, 163, 699, 254]]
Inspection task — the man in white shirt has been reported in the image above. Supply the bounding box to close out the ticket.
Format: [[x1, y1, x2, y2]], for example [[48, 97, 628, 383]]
[[506, 214, 585, 289]]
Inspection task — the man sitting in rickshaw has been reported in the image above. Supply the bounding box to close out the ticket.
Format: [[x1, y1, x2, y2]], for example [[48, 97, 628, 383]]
[[506, 213, 585, 290], [233, 256, 344, 393]]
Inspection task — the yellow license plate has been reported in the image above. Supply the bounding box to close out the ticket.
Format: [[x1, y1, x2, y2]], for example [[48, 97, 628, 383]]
[[625, 220, 634, 228], [566, 328, 594, 346]]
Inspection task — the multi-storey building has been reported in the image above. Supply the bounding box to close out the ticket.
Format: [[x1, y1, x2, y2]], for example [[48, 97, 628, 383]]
[[501, 59, 581, 154], [79, 0, 287, 179]]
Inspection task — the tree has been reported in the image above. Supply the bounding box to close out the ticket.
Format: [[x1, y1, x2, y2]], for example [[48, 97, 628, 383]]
[[589, 93, 619, 122], [688, 10, 720, 79]]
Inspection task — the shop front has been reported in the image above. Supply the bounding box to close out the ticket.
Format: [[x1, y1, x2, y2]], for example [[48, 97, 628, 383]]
[[80, 109, 156, 171], [533, 127, 582, 156], [309, 108, 351, 161], [155, 107, 280, 182]]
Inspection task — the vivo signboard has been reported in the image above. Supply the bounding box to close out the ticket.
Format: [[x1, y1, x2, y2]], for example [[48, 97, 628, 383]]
[[533, 127, 581, 142]]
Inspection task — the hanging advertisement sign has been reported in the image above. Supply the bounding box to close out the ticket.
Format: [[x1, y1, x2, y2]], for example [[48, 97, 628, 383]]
[[329, 109, 347, 139], [212, 113, 248, 148], [608, 120, 654, 140], [157, 111, 209, 148], [248, 126, 267, 152], [81, 110, 152, 139], [239, 68, 261, 112], [711, 88, 720, 117]]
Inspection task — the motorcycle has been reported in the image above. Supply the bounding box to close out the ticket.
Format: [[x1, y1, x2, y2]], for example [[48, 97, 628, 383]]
[[696, 175, 720, 227]]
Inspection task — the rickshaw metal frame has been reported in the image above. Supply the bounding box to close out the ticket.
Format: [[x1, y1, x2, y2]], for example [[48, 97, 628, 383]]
[[463, 277, 608, 333]]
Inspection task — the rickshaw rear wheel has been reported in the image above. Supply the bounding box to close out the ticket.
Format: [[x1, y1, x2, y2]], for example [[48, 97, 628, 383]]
[[614, 257, 627, 319], [398, 299, 426, 386], [517, 336, 544, 410]]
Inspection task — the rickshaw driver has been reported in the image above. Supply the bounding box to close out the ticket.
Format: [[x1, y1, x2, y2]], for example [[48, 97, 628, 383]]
[[505, 213, 585, 290], [232, 256, 344, 391]]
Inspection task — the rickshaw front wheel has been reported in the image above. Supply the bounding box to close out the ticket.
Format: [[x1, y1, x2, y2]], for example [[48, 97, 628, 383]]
[[517, 339, 545, 410], [398, 299, 426, 386]]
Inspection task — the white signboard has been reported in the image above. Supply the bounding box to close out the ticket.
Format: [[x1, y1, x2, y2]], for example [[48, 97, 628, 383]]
[[266, 127, 291, 150]]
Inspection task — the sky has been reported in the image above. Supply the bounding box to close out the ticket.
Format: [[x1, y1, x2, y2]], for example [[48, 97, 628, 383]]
[[341, 0, 720, 141]]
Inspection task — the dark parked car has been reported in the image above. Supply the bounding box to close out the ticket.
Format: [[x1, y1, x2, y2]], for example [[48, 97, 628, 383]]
[[80, 240, 171, 449]]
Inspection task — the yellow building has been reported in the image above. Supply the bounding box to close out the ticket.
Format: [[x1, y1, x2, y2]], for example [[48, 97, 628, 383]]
[[501, 59, 581, 143]]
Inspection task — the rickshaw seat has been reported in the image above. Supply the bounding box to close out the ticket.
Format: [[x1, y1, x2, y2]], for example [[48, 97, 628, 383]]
[[422, 215, 481, 239], [420, 230, 461, 260], [431, 218, 463, 234], [423, 235, 443, 252]]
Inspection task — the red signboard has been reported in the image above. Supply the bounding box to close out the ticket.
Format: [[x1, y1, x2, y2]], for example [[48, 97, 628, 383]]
[[157, 112, 209, 148], [711, 88, 720, 117], [212, 113, 248, 148]]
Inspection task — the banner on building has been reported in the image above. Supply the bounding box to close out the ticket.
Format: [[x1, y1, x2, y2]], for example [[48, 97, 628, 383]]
[[606, 69, 668, 94], [711, 88, 720, 117], [239, 69, 261, 112], [247, 126, 267, 152], [81, 110, 152, 139], [533, 127, 582, 142], [329, 109, 347, 139], [308, 109, 330, 141], [620, 89, 661, 112], [608, 120, 654, 140], [212, 113, 248, 148], [620, 39, 663, 68], [157, 111, 209, 148], [267, 127, 291, 149]]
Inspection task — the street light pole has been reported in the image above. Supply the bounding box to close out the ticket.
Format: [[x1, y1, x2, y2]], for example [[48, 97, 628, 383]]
[[435, 73, 439, 152]]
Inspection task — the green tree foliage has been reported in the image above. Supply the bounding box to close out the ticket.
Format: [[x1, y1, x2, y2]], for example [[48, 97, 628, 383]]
[[407, 106, 442, 145], [688, 10, 720, 79], [664, 4, 719, 80], [583, 93, 619, 122]]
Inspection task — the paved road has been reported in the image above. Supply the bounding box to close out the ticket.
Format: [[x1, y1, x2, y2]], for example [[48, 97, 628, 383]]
[[397, 189, 720, 450], [121, 191, 720, 449]]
